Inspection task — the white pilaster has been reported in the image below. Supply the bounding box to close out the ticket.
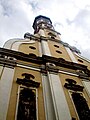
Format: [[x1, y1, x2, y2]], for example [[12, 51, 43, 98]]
[[82, 81, 90, 97], [42, 74, 56, 120], [41, 41, 51, 55], [0, 67, 15, 120], [39, 29, 46, 37], [65, 47, 78, 63], [47, 72, 71, 120], [38, 41, 42, 57], [39, 29, 51, 56], [0, 66, 3, 78]]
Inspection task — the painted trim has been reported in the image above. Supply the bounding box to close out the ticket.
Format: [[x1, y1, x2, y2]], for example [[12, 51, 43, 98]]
[[17, 64, 40, 71], [59, 70, 78, 77], [68, 90, 80, 120]]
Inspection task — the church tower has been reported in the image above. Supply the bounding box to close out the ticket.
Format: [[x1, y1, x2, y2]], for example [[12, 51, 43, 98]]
[[0, 15, 90, 120]]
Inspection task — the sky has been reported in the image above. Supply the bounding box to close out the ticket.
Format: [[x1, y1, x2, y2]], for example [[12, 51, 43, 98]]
[[0, 0, 90, 59]]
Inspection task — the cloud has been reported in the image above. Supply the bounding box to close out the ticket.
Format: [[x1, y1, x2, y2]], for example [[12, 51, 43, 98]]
[[0, 0, 90, 60], [0, 0, 35, 46], [81, 48, 90, 60], [64, 8, 90, 49]]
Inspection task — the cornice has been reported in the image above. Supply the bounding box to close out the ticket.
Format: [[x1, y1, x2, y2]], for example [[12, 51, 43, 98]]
[[40, 26, 61, 35], [0, 48, 90, 78], [0, 48, 90, 76], [0, 48, 42, 64], [24, 33, 40, 41], [0, 57, 16, 68], [24, 33, 80, 54]]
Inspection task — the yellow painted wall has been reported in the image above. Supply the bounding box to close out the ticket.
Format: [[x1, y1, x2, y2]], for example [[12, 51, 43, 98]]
[[19, 41, 40, 56], [45, 29, 61, 40], [59, 73, 90, 119], [6, 66, 45, 120], [74, 54, 90, 70], [48, 40, 71, 61]]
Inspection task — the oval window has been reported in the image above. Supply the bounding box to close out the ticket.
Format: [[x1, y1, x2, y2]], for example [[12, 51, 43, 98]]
[[29, 46, 36, 50], [54, 45, 59, 48], [56, 50, 62, 54], [78, 59, 83, 63]]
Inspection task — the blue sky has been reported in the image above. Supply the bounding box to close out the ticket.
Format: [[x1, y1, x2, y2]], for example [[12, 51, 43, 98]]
[[0, 0, 90, 59]]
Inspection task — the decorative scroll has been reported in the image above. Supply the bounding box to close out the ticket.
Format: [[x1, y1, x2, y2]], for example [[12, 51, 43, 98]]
[[17, 87, 36, 120], [16, 73, 40, 88], [64, 79, 84, 92], [71, 92, 90, 120]]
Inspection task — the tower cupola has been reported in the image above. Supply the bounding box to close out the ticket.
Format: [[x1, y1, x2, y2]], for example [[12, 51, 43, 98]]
[[33, 15, 54, 33]]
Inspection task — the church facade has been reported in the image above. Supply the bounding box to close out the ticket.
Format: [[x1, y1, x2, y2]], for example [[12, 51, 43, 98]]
[[0, 15, 90, 120]]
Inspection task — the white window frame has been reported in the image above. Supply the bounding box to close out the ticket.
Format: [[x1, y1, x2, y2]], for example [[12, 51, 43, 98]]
[[68, 90, 80, 120]]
